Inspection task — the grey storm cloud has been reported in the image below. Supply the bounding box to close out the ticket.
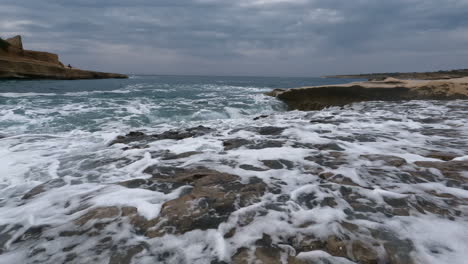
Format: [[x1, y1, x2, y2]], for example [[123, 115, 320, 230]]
[[1, 0, 468, 76]]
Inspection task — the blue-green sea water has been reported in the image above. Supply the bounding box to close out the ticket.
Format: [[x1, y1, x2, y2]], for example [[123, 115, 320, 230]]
[[0, 75, 356, 134]]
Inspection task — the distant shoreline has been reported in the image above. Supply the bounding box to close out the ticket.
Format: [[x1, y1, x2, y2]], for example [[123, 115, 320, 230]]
[[324, 69, 468, 80]]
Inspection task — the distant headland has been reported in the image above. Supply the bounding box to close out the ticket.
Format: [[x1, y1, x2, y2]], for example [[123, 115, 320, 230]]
[[0, 35, 127, 80]]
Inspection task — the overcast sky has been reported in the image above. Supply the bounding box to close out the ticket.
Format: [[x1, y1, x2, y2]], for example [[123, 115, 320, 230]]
[[1, 0, 467, 76]]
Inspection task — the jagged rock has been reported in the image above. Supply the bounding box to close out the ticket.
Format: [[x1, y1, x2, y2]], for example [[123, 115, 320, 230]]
[[6, 35, 23, 50], [110, 126, 212, 146]]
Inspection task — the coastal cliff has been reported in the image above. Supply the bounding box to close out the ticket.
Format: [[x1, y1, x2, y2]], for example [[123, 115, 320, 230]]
[[268, 77, 468, 110], [0, 35, 127, 80]]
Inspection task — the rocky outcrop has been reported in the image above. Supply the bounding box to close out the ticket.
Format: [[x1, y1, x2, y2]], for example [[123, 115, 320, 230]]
[[267, 77, 468, 110], [0, 35, 127, 80]]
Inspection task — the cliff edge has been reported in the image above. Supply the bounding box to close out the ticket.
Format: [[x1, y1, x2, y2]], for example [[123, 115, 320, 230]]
[[0, 35, 127, 80], [267, 77, 468, 110]]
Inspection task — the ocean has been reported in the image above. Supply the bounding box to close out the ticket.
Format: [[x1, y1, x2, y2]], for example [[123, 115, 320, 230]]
[[0, 75, 467, 263]]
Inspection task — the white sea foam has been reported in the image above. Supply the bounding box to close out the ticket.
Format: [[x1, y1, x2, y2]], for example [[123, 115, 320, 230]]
[[0, 92, 56, 97]]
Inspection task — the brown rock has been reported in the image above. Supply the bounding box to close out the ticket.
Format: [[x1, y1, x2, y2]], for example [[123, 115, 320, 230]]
[[326, 235, 348, 258], [0, 35, 127, 80], [425, 152, 458, 161], [351, 241, 379, 264], [361, 154, 407, 167], [6, 35, 23, 50], [144, 169, 267, 237], [414, 160, 468, 181]]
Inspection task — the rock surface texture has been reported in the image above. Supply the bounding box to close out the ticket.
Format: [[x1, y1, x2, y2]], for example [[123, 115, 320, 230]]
[[0, 35, 127, 80], [267, 77, 468, 110]]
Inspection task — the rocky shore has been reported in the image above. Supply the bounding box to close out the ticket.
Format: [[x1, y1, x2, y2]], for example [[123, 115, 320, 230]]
[[267, 77, 468, 110], [0, 36, 127, 80], [4, 101, 468, 264]]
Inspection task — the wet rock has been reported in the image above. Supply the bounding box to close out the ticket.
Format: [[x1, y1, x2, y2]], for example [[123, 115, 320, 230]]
[[314, 143, 345, 151], [232, 246, 306, 264], [108, 244, 145, 264], [22, 179, 66, 199], [305, 153, 347, 169], [247, 140, 284, 149], [261, 159, 294, 170], [371, 228, 415, 264], [109, 126, 212, 146], [223, 138, 252, 150], [361, 154, 407, 167], [414, 160, 468, 182], [13, 225, 50, 244], [425, 152, 458, 161], [325, 174, 360, 187], [239, 164, 267, 171], [383, 197, 411, 216], [253, 114, 269, 120], [325, 235, 348, 258], [410, 196, 453, 217], [115, 169, 267, 238], [146, 170, 266, 237], [257, 126, 285, 135], [351, 241, 379, 264], [230, 126, 285, 136]]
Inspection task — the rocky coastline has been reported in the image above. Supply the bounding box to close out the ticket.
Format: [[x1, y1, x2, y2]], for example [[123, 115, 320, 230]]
[[267, 77, 468, 110], [9, 115, 468, 264], [0, 36, 127, 80]]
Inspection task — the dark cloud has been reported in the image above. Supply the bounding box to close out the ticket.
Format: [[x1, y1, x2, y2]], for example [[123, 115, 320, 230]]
[[1, 0, 467, 76]]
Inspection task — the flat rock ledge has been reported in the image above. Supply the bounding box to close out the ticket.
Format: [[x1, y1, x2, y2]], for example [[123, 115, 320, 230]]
[[267, 77, 468, 111]]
